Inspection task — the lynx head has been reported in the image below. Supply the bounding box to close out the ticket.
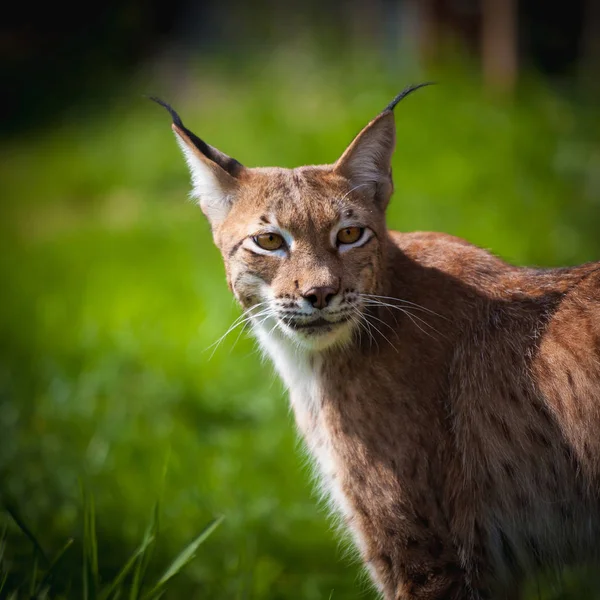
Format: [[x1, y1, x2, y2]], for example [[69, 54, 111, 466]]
[[154, 85, 430, 352]]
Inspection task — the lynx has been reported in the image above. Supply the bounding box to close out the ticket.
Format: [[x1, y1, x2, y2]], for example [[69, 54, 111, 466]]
[[153, 85, 600, 599]]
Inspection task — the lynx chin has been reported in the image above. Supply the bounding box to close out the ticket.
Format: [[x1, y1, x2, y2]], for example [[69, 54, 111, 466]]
[[153, 85, 600, 600]]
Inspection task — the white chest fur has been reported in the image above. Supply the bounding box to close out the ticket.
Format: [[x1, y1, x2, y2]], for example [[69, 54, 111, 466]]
[[252, 320, 353, 521]]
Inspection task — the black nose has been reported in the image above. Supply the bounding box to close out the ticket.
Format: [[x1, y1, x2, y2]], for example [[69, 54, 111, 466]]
[[302, 286, 337, 309]]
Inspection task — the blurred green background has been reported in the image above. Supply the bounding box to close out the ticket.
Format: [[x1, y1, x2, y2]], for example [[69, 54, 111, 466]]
[[1, 1, 600, 598]]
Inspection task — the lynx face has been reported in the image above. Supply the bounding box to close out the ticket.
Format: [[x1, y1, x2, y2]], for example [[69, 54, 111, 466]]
[[217, 168, 387, 350], [151, 88, 429, 351]]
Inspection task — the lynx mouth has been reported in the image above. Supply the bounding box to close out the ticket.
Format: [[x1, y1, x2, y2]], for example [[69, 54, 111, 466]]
[[275, 314, 355, 350], [284, 316, 350, 332]]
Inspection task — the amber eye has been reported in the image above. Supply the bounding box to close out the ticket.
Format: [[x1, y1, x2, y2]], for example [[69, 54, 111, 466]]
[[337, 226, 363, 245], [253, 232, 284, 251]]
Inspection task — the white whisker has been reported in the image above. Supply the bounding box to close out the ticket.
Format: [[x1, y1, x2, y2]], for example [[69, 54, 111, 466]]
[[362, 311, 400, 353], [348, 311, 365, 348], [205, 302, 272, 357], [362, 295, 447, 340], [363, 300, 442, 335], [357, 308, 379, 351], [364, 300, 441, 341], [362, 293, 448, 320], [339, 183, 371, 205]]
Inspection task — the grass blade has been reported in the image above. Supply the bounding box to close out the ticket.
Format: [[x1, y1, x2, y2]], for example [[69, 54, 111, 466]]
[[83, 546, 88, 600], [129, 503, 159, 600], [235, 535, 255, 600], [81, 485, 99, 600], [129, 448, 168, 599], [3, 502, 48, 565], [35, 538, 74, 595], [29, 551, 39, 596], [88, 494, 99, 593], [0, 520, 7, 564], [99, 532, 155, 600], [0, 571, 8, 597], [144, 515, 223, 598]]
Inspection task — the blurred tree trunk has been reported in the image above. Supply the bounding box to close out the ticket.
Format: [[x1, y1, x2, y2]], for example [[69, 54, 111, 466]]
[[481, 0, 518, 95], [392, 0, 424, 73], [347, 0, 384, 50], [412, 0, 439, 65]]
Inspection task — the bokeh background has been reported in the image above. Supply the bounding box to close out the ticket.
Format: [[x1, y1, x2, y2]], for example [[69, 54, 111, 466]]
[[1, 0, 600, 598]]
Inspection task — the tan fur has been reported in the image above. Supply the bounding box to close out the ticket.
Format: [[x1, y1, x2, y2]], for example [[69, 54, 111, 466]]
[[160, 93, 600, 599]]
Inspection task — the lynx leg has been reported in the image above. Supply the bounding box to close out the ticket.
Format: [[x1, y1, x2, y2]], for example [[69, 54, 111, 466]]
[[365, 538, 471, 600], [391, 560, 470, 600]]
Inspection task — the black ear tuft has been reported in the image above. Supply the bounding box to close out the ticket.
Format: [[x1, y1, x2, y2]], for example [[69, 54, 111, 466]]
[[147, 95, 244, 177], [383, 82, 435, 113], [147, 95, 186, 129]]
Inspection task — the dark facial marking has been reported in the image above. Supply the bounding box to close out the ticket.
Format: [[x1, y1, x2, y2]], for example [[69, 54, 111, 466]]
[[228, 239, 245, 258]]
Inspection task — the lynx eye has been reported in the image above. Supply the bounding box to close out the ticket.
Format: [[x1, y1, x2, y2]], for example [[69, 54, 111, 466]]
[[337, 227, 363, 245], [253, 232, 284, 251]]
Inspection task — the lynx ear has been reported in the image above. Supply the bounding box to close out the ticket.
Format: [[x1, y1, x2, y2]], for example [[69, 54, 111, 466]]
[[150, 97, 244, 227], [333, 83, 433, 206], [333, 111, 396, 203]]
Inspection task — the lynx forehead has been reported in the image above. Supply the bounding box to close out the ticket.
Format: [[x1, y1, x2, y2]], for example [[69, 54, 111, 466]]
[[156, 86, 600, 599]]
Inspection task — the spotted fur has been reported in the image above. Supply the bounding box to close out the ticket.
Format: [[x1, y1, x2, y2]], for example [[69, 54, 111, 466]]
[[156, 89, 600, 599]]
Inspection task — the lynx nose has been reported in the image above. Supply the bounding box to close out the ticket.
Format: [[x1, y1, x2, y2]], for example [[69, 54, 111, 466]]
[[302, 286, 337, 309]]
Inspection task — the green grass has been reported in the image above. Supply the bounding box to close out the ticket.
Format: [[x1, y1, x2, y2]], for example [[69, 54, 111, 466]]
[[1, 492, 224, 599], [0, 48, 599, 598]]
